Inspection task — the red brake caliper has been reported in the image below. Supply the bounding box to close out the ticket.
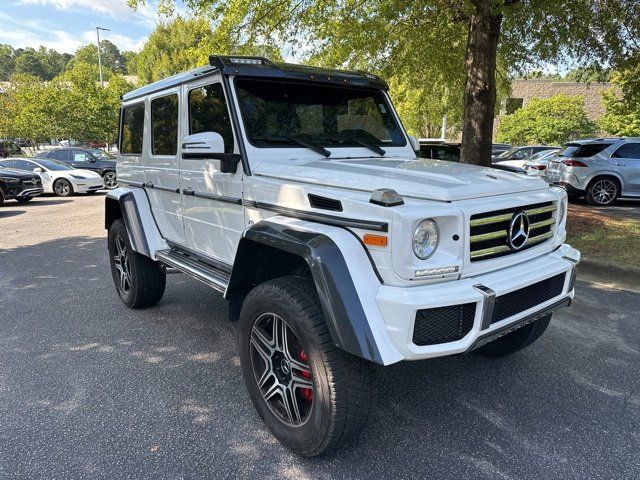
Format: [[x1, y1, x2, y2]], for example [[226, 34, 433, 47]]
[[299, 349, 313, 401]]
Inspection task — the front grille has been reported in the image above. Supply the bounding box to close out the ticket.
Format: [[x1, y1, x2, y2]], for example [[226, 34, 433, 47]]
[[21, 177, 42, 187], [469, 201, 556, 261], [491, 273, 566, 324], [412, 303, 476, 346]]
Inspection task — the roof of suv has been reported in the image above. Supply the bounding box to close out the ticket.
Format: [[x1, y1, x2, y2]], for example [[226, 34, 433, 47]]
[[122, 55, 388, 102], [566, 137, 640, 145]]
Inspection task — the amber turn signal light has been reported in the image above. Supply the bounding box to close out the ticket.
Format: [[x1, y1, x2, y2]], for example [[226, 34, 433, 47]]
[[363, 234, 388, 247]]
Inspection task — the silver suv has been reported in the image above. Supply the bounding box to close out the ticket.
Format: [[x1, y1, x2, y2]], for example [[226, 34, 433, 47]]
[[547, 138, 640, 206]]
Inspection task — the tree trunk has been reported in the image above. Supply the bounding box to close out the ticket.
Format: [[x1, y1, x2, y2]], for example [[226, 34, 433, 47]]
[[459, 1, 503, 167]]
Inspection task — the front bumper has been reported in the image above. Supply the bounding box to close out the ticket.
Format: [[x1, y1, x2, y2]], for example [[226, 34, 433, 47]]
[[376, 244, 580, 361], [17, 187, 44, 198], [74, 179, 103, 193]]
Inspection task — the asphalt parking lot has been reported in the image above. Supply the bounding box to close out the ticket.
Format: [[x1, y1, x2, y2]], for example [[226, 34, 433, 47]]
[[1, 195, 639, 480]]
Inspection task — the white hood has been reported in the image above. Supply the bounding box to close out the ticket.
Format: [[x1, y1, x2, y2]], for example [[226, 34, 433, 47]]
[[253, 157, 549, 202]]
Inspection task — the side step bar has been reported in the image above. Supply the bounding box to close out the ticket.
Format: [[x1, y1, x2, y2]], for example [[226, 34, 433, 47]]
[[155, 249, 230, 293]]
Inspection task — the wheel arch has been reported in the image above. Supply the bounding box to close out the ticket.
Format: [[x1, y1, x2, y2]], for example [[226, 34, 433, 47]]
[[227, 217, 400, 365], [585, 171, 624, 191]]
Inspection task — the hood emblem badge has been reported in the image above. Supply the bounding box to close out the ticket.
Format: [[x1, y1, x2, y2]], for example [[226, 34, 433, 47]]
[[507, 212, 530, 250]]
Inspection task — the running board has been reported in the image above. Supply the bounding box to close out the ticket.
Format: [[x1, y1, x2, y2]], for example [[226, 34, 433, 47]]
[[155, 249, 230, 293]]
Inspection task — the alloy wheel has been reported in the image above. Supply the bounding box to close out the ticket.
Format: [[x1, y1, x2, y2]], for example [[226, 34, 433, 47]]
[[113, 235, 131, 293], [250, 313, 314, 427], [55, 180, 70, 196], [104, 172, 118, 189], [591, 179, 617, 205]]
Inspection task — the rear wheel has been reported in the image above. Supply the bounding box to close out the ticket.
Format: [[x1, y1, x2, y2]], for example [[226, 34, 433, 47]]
[[108, 218, 166, 308], [239, 277, 377, 457], [475, 314, 552, 357], [585, 177, 619, 206], [53, 178, 73, 197]]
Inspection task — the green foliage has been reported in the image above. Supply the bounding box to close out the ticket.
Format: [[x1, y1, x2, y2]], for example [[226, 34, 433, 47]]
[[496, 95, 596, 145], [0, 45, 72, 81], [600, 63, 640, 137], [0, 63, 133, 144]]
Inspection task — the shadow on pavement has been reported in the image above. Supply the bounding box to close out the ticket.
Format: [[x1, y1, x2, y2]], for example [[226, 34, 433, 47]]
[[0, 209, 26, 218], [1, 236, 639, 479]]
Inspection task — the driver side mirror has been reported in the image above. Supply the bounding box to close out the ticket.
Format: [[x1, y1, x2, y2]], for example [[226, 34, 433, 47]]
[[33, 167, 44, 173], [181, 131, 241, 174]]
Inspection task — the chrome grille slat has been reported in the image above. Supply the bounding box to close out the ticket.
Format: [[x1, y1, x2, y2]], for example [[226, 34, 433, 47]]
[[469, 202, 556, 262]]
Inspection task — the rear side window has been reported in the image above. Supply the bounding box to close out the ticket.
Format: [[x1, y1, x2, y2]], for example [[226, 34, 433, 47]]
[[120, 103, 145, 155], [558, 143, 611, 158], [612, 143, 640, 159], [188, 83, 235, 153], [50, 150, 69, 162], [151, 94, 179, 155]]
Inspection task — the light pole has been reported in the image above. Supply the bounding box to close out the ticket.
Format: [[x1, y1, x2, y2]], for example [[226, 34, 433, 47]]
[[96, 26, 110, 87]]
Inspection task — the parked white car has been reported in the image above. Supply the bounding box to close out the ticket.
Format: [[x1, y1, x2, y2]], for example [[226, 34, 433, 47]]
[[1, 157, 103, 196], [523, 149, 561, 177]]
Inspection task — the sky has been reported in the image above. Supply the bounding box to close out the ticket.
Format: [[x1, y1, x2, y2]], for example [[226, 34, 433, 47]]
[[0, 0, 185, 54]]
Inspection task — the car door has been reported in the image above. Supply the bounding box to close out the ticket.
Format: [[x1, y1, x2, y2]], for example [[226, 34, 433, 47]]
[[611, 142, 640, 195], [179, 78, 244, 265], [144, 90, 187, 245]]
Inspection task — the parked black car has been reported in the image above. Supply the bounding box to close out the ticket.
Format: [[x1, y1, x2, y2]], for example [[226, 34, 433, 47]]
[[0, 163, 43, 205], [35, 148, 117, 189], [417, 140, 525, 173], [491, 143, 512, 158], [493, 145, 551, 162]]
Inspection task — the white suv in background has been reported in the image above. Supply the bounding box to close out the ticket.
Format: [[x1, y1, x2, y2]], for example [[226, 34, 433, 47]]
[[105, 56, 580, 456], [547, 138, 640, 206]]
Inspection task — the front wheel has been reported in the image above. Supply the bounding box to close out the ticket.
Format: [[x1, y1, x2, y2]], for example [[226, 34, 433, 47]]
[[103, 171, 118, 189], [474, 314, 552, 358], [53, 178, 73, 197], [239, 277, 377, 457], [108, 218, 166, 308]]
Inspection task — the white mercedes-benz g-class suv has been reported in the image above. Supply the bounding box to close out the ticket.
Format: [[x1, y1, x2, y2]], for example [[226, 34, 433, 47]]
[[106, 56, 580, 456]]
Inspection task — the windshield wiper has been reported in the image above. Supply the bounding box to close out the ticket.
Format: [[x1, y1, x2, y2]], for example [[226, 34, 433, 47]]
[[254, 136, 331, 157], [323, 135, 386, 156]]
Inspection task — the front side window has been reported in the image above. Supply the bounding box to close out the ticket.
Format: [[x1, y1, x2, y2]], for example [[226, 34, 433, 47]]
[[235, 78, 405, 150], [120, 103, 145, 155], [188, 83, 234, 153], [72, 151, 91, 162], [611, 143, 640, 159], [151, 94, 179, 155]]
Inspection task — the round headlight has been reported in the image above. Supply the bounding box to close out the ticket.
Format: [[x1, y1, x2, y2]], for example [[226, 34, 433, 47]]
[[413, 219, 439, 260]]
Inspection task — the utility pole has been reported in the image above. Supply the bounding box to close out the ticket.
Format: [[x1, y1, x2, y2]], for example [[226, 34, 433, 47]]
[[96, 27, 110, 87]]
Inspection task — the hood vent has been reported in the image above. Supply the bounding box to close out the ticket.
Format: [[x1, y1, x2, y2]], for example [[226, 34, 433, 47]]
[[308, 194, 343, 212]]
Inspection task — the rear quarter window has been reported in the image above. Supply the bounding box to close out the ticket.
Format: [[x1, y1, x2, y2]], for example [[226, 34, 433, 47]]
[[558, 143, 611, 158], [120, 103, 145, 155]]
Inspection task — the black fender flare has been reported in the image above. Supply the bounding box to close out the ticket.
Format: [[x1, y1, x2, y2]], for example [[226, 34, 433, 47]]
[[227, 220, 385, 364]]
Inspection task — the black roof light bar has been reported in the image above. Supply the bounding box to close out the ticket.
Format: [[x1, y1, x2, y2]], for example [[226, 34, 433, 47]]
[[208, 55, 389, 90]]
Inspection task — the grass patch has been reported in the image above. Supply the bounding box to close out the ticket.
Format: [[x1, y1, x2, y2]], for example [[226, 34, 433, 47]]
[[566, 205, 640, 268]]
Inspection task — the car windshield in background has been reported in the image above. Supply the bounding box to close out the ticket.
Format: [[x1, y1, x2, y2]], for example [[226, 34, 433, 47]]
[[235, 78, 406, 151], [90, 149, 115, 160], [36, 159, 74, 171], [495, 147, 521, 159], [557, 143, 611, 158]]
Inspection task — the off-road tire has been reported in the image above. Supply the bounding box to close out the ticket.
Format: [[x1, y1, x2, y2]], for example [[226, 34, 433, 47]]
[[585, 176, 619, 206], [475, 314, 552, 358], [108, 218, 166, 308], [16, 197, 33, 203], [239, 276, 378, 457]]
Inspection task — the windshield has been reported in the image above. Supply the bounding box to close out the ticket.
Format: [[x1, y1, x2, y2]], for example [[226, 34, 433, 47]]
[[495, 147, 521, 159], [235, 78, 406, 151], [36, 159, 74, 171], [557, 143, 611, 158], [89, 149, 115, 160]]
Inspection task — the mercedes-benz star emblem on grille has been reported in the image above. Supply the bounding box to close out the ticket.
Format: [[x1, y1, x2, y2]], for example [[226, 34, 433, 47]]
[[507, 211, 530, 250]]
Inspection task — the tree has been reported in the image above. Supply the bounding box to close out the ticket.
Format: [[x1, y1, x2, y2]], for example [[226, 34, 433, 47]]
[[73, 40, 126, 75], [134, 17, 283, 85], [600, 64, 640, 137], [122, 51, 139, 75], [130, 0, 639, 166], [496, 94, 596, 145], [0, 44, 15, 81], [13, 48, 47, 79]]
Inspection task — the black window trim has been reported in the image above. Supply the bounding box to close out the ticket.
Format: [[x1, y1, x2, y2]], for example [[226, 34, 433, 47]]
[[187, 80, 237, 154], [232, 76, 408, 152], [119, 101, 146, 157], [149, 91, 180, 157]]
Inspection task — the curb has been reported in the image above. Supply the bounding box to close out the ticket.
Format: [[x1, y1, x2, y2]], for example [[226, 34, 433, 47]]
[[577, 258, 640, 293]]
